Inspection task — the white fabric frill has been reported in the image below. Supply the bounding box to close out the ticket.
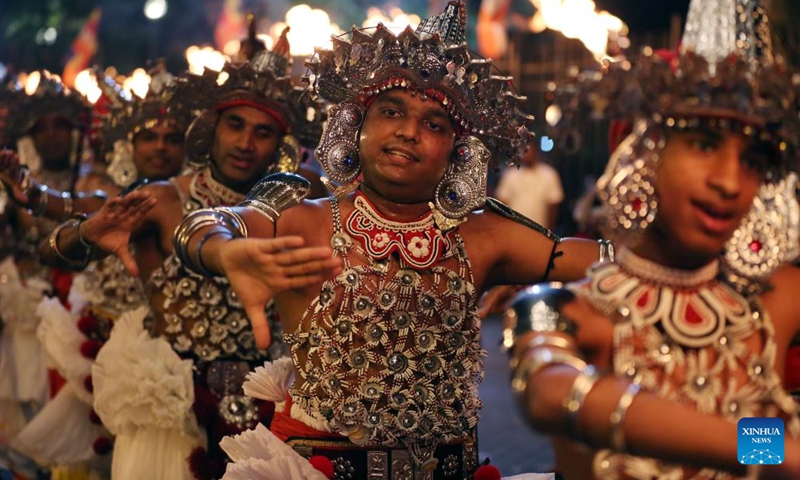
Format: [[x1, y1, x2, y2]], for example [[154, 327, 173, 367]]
[[67, 269, 103, 314], [0, 256, 51, 441], [36, 296, 94, 403], [92, 307, 203, 480], [12, 383, 108, 468], [243, 357, 331, 432], [220, 424, 327, 480], [12, 296, 110, 467], [242, 357, 293, 409]]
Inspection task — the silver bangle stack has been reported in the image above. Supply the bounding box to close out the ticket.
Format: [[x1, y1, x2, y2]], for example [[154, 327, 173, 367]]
[[238, 172, 311, 223], [173, 208, 248, 277], [48, 218, 91, 270], [511, 345, 588, 399]]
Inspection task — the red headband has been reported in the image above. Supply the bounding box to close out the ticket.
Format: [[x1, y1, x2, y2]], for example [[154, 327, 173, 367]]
[[213, 99, 289, 135], [358, 80, 466, 136]]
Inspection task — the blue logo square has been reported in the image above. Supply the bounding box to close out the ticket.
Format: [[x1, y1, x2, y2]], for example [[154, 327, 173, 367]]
[[738, 417, 784, 465]]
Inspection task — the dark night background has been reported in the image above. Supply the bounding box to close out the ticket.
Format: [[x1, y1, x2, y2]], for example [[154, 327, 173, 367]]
[[1, 0, 697, 75], [2, 0, 797, 237]]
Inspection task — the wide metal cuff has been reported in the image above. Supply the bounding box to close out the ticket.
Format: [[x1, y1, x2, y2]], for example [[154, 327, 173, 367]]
[[506, 283, 578, 346], [173, 208, 247, 275], [238, 172, 311, 223]]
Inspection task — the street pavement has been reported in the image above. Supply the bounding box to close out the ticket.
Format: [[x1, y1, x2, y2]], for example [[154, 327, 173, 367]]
[[477, 314, 556, 477]]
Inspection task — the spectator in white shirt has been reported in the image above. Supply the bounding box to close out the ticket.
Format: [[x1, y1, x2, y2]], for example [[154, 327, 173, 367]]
[[495, 140, 563, 229]]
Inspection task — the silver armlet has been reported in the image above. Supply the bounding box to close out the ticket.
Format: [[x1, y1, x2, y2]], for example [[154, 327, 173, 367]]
[[505, 283, 578, 350], [598, 239, 615, 263], [173, 208, 248, 276], [609, 381, 641, 453], [563, 365, 601, 442], [238, 172, 310, 223]]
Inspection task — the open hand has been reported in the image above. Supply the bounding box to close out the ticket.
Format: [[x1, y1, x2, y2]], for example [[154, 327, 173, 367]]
[[219, 235, 343, 348], [80, 190, 157, 276]]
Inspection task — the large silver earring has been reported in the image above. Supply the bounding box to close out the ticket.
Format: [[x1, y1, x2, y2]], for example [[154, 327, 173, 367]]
[[315, 101, 364, 184], [184, 111, 217, 170], [433, 135, 491, 219], [107, 139, 137, 187], [596, 120, 663, 245], [723, 173, 800, 280], [17, 136, 42, 175]]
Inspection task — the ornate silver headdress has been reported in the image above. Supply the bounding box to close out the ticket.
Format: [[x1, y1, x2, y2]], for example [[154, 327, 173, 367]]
[[547, 0, 800, 281], [306, 0, 533, 163], [173, 28, 324, 171], [99, 63, 195, 187], [306, 0, 533, 220], [3, 71, 90, 142]]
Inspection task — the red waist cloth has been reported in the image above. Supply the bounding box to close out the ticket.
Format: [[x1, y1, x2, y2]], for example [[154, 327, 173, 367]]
[[270, 394, 344, 442]]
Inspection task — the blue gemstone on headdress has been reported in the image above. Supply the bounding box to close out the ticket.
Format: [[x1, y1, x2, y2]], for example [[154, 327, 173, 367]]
[[344, 156, 353, 166], [448, 191, 458, 201], [420, 69, 430, 78]]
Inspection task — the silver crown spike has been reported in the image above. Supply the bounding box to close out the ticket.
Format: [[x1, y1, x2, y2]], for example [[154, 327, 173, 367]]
[[681, 0, 773, 76], [414, 0, 467, 46]]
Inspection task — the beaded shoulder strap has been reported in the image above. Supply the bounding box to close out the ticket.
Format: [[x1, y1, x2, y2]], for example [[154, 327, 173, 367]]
[[329, 195, 344, 235], [170, 175, 194, 214]]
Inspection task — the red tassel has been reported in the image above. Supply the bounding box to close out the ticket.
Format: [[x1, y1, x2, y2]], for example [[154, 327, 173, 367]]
[[474, 464, 502, 480], [784, 345, 800, 390], [77, 315, 99, 336], [309, 455, 334, 479], [88, 408, 102, 425], [50, 268, 73, 308], [83, 374, 93, 393], [191, 384, 218, 426], [187, 447, 210, 480], [92, 436, 113, 455], [80, 339, 103, 359]]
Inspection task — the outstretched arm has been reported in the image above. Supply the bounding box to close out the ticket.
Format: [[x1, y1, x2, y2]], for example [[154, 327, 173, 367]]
[[173, 173, 342, 349], [0, 149, 109, 219], [508, 286, 800, 478], [38, 190, 156, 274], [482, 199, 613, 286]]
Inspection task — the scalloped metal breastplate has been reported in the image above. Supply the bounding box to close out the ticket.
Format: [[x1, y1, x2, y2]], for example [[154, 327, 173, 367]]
[[571, 259, 800, 479], [287, 195, 484, 450], [147, 170, 284, 362]]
